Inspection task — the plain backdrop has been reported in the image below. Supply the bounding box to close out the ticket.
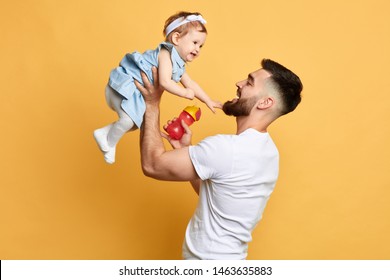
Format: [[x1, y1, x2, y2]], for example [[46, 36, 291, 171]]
[[1, 0, 389, 259]]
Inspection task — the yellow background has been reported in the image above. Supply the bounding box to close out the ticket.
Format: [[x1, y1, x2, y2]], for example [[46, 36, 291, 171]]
[[1, 0, 389, 259]]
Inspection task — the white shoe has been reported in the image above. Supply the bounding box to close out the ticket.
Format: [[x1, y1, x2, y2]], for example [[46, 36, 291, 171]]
[[93, 126, 111, 152], [104, 146, 116, 164]]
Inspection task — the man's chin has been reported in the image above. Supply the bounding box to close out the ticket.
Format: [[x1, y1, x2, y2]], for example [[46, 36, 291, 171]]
[[222, 96, 257, 117], [222, 100, 240, 116]]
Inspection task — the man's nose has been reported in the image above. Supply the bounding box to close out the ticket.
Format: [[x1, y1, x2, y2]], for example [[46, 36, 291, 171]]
[[236, 80, 245, 88]]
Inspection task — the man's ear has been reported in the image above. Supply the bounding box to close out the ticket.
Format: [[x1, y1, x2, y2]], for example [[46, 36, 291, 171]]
[[171, 32, 180, 46], [257, 97, 274, 110]]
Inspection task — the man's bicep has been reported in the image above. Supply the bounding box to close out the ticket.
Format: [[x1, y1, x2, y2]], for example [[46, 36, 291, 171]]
[[156, 147, 199, 181]]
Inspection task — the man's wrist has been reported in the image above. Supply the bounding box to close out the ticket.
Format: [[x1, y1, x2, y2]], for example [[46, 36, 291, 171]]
[[145, 100, 160, 109]]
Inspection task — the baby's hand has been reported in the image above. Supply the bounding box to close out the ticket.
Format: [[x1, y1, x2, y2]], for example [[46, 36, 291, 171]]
[[206, 100, 223, 113], [184, 88, 195, 100]]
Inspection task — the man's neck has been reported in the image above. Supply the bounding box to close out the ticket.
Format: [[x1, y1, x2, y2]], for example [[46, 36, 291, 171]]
[[236, 116, 270, 135]]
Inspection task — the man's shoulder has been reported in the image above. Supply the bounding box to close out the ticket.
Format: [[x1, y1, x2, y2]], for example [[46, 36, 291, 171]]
[[201, 133, 235, 145], [191, 134, 235, 155]]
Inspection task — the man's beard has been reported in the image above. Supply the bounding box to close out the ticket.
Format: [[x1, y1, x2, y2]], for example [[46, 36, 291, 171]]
[[222, 96, 258, 117]]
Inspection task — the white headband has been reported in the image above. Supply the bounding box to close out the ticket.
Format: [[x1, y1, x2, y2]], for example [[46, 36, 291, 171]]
[[165, 15, 207, 36]]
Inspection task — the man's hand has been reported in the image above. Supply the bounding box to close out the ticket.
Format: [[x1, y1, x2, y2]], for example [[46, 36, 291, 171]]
[[162, 119, 192, 149], [135, 67, 164, 105]]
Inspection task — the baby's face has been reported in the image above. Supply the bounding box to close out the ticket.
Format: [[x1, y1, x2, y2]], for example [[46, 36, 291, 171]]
[[175, 29, 207, 62]]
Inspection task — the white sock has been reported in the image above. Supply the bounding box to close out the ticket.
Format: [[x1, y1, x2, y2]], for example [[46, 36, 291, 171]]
[[104, 146, 116, 164], [104, 118, 133, 165], [93, 124, 112, 152]]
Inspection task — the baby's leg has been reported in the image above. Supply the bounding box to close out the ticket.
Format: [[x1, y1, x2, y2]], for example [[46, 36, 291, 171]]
[[93, 86, 117, 153], [105, 86, 135, 147], [104, 86, 135, 164]]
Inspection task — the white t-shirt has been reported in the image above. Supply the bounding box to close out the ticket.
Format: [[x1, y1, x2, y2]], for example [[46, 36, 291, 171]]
[[184, 128, 279, 260]]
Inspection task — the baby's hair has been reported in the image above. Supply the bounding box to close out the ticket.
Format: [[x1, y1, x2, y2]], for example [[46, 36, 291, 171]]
[[163, 11, 207, 42]]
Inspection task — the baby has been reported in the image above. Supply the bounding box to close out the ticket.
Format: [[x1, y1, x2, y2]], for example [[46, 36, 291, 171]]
[[94, 11, 221, 164]]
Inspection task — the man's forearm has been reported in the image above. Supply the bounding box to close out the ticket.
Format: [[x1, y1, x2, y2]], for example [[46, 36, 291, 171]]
[[137, 67, 200, 182], [140, 102, 165, 176]]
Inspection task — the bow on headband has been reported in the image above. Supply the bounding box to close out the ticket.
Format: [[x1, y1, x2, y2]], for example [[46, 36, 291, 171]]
[[165, 15, 207, 36]]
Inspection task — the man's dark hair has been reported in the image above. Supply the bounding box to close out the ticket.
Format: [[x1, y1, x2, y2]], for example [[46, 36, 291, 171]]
[[261, 58, 303, 115]]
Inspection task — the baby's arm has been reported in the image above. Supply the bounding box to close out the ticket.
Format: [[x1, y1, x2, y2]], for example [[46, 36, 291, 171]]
[[180, 73, 222, 113], [158, 49, 194, 100]]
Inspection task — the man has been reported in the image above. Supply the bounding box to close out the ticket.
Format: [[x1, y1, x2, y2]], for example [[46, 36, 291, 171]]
[[135, 59, 303, 259]]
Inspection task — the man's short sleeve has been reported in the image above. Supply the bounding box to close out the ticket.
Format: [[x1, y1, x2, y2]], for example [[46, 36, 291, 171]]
[[188, 135, 233, 180]]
